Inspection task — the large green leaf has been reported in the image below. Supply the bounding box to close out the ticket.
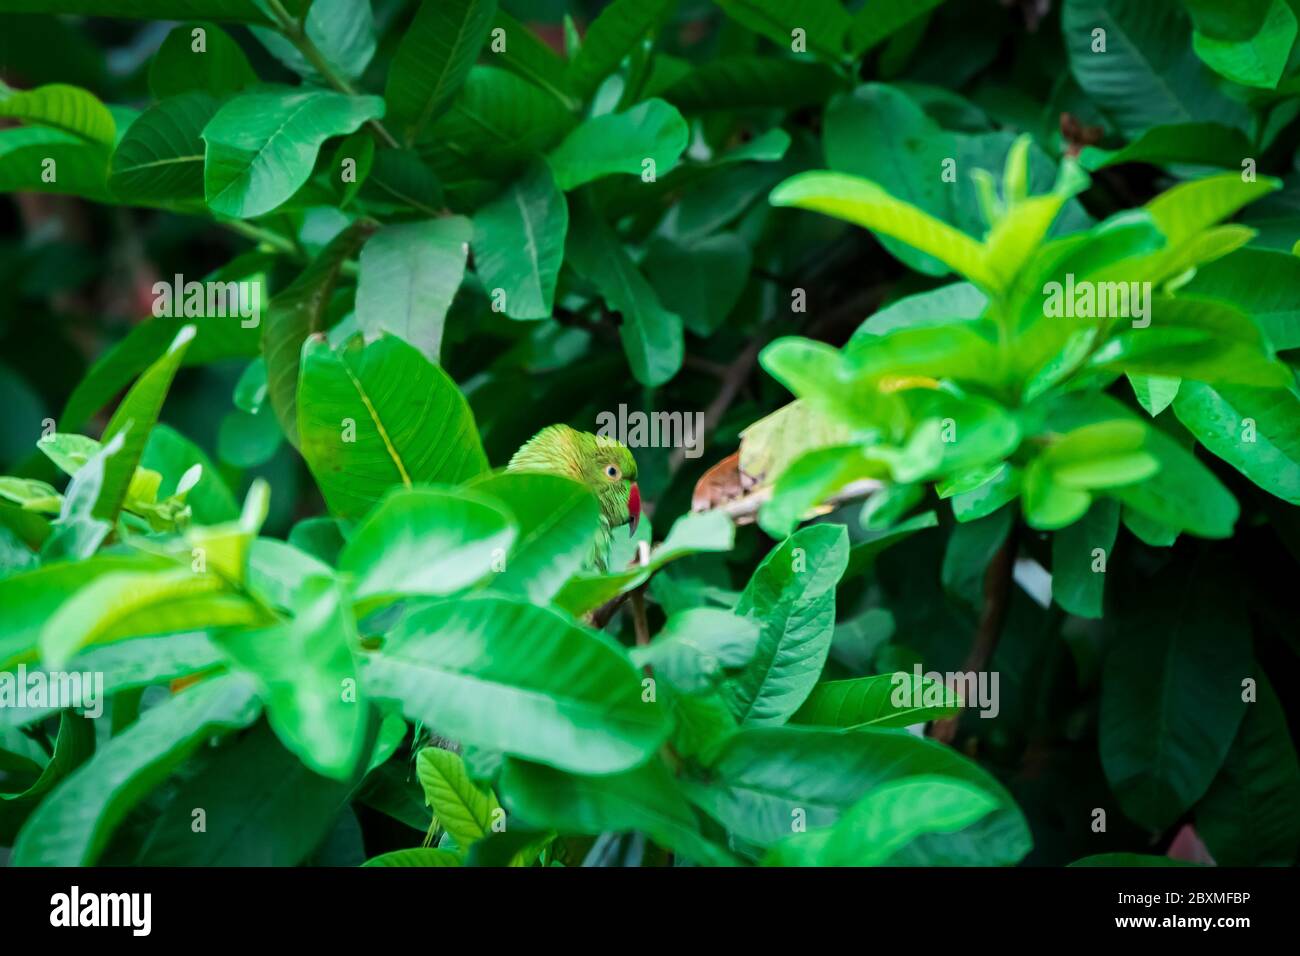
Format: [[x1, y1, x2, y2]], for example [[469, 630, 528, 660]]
[[1196, 674, 1300, 866], [765, 775, 999, 866], [355, 217, 472, 363], [148, 21, 257, 99], [791, 672, 961, 729], [631, 608, 761, 694], [1173, 382, 1300, 505], [133, 719, 354, 865], [716, 0, 851, 62], [554, 511, 735, 615], [464, 472, 599, 604], [565, 193, 683, 386], [95, 324, 196, 523], [1100, 562, 1252, 830], [297, 333, 489, 520], [216, 576, 366, 781], [771, 171, 996, 290], [547, 99, 689, 191], [1191, 0, 1297, 88], [566, 0, 673, 97], [471, 161, 567, 320], [1051, 497, 1120, 618], [722, 524, 850, 725], [385, 0, 498, 145], [642, 232, 751, 336], [0, 125, 111, 200], [1062, 0, 1248, 136], [10, 673, 260, 866], [1183, 248, 1300, 350], [362, 595, 669, 774], [0, 1, 278, 23], [683, 725, 1031, 864], [109, 91, 219, 202], [251, 0, 375, 84], [0, 82, 115, 144], [499, 757, 737, 866], [262, 220, 374, 449], [202, 86, 384, 218], [339, 486, 517, 606]]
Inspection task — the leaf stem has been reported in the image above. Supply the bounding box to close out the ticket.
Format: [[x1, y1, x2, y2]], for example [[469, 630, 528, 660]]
[[265, 0, 401, 150]]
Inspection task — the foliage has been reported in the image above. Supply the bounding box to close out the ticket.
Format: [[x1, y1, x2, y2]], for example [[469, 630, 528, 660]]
[[1, 0, 1298, 869]]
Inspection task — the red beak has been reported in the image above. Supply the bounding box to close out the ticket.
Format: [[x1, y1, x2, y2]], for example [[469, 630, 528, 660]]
[[627, 482, 641, 537]]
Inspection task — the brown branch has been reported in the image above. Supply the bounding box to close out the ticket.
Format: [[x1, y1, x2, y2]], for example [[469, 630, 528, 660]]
[[930, 525, 1019, 745], [666, 336, 764, 480]]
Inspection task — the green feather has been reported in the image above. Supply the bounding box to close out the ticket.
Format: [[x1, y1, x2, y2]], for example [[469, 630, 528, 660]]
[[507, 424, 638, 572]]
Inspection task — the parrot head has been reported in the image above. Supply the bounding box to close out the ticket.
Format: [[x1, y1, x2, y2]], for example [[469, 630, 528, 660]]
[[507, 424, 641, 536]]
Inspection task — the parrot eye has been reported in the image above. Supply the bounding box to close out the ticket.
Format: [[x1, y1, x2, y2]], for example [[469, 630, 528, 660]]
[[604, 464, 621, 480]]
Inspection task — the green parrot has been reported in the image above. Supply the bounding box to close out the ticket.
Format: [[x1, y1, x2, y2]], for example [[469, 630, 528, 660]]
[[507, 424, 641, 573]]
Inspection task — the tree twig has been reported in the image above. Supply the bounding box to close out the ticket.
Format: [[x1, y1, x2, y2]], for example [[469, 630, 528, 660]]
[[930, 525, 1019, 745]]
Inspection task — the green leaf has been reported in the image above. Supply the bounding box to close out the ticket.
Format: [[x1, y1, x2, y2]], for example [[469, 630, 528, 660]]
[[1044, 392, 1239, 539], [631, 608, 761, 694], [109, 92, 219, 202], [716, 0, 851, 62], [202, 86, 385, 218], [471, 161, 567, 321], [0, 83, 115, 145], [339, 486, 517, 606], [1062, 0, 1249, 136], [385, 0, 498, 145], [297, 333, 489, 520], [355, 217, 471, 363], [1100, 562, 1251, 830], [10, 673, 260, 866], [554, 511, 735, 616], [1183, 248, 1300, 349], [683, 725, 1031, 864], [420, 66, 576, 198], [416, 746, 500, 847], [847, 0, 944, 54], [663, 56, 842, 112], [547, 99, 689, 191], [252, 0, 375, 84], [565, 193, 683, 386], [1051, 498, 1119, 618], [791, 672, 961, 729], [362, 847, 462, 867], [566, 0, 673, 97], [216, 576, 366, 781], [0, 555, 172, 672], [642, 233, 751, 336], [1079, 122, 1254, 171], [491, 10, 574, 106], [1128, 373, 1181, 416], [499, 757, 737, 866], [363, 595, 670, 774], [1191, 0, 1297, 88], [1070, 852, 1199, 866], [0, 1, 276, 23], [95, 324, 196, 523], [1173, 382, 1300, 504], [148, 21, 257, 99], [262, 220, 374, 448], [0, 125, 111, 200], [1197, 673, 1300, 866], [771, 171, 997, 290], [722, 524, 850, 725], [133, 719, 354, 865], [765, 775, 999, 866], [463, 472, 600, 604]]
